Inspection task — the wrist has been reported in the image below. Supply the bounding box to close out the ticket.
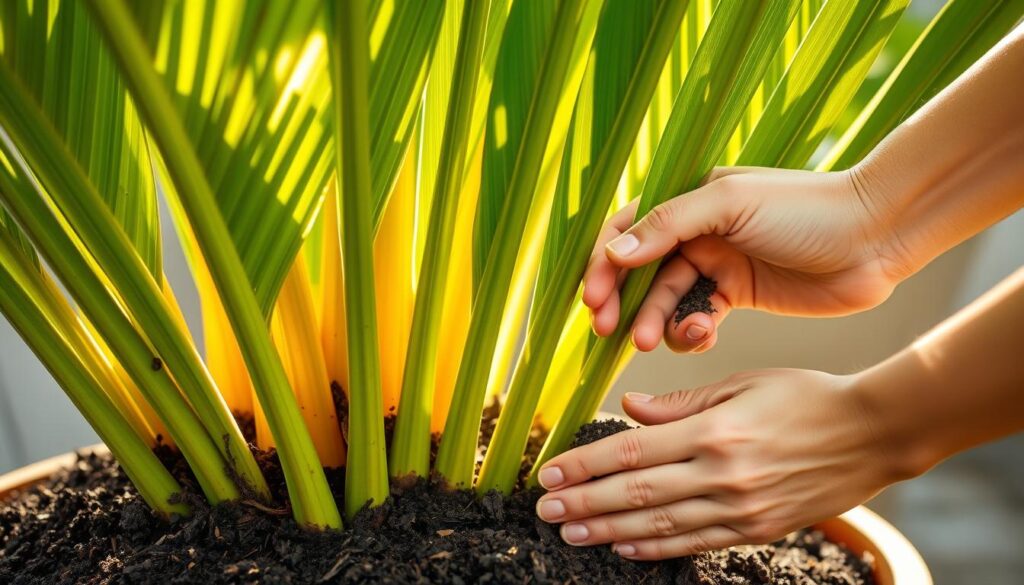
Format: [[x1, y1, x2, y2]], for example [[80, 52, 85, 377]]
[[846, 357, 946, 483], [843, 163, 920, 285]]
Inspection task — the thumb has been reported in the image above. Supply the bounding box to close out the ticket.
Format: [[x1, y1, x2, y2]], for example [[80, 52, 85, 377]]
[[604, 183, 740, 268], [622, 382, 740, 425]]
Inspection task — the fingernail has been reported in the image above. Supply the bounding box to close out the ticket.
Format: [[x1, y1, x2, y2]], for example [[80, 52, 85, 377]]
[[538, 466, 565, 489], [537, 499, 566, 521], [614, 544, 637, 557], [686, 324, 708, 341], [562, 523, 590, 544], [607, 234, 639, 257], [624, 392, 653, 403]]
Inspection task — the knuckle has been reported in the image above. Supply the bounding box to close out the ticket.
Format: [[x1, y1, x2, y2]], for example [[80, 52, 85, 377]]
[[703, 411, 747, 447], [713, 174, 744, 197], [735, 493, 766, 518], [652, 540, 670, 560], [648, 506, 679, 537], [602, 520, 619, 542], [645, 202, 678, 232], [625, 475, 654, 508], [663, 389, 696, 411], [716, 459, 760, 496], [570, 454, 592, 483], [616, 432, 646, 469], [576, 491, 595, 516], [685, 530, 715, 554], [703, 167, 726, 184], [744, 521, 781, 544]]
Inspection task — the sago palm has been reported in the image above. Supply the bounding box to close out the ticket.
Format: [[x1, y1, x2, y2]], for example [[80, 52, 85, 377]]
[[0, 0, 1020, 530]]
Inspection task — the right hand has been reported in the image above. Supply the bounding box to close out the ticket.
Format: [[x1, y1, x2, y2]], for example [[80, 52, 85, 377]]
[[583, 166, 908, 353]]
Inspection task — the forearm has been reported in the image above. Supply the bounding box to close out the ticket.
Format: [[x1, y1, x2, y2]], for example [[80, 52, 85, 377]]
[[854, 267, 1024, 479], [853, 24, 1024, 279]]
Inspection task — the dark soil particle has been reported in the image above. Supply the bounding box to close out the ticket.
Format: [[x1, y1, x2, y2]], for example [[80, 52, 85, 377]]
[[569, 418, 633, 449], [0, 416, 874, 584], [674, 275, 718, 326]]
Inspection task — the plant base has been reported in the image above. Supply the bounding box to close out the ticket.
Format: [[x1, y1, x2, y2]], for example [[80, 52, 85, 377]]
[[0, 422, 883, 584]]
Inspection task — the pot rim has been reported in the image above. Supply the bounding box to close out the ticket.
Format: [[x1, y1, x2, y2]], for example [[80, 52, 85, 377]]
[[1, 444, 931, 585]]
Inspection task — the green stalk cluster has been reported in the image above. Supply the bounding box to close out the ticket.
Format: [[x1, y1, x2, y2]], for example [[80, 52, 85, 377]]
[[0, 0, 1016, 533]]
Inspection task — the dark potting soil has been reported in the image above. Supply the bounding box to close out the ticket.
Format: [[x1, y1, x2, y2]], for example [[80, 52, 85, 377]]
[[674, 275, 718, 326], [0, 416, 874, 585]]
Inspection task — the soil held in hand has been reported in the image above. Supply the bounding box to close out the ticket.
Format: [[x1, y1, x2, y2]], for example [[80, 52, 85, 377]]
[[0, 416, 874, 584], [674, 275, 718, 326]]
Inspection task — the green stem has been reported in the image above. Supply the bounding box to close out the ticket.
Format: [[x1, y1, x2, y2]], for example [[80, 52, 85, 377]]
[[390, 0, 491, 479], [326, 0, 389, 518], [476, 0, 690, 495], [0, 230, 188, 517], [434, 0, 589, 488], [0, 113, 238, 504], [0, 50, 268, 501], [84, 0, 340, 529]]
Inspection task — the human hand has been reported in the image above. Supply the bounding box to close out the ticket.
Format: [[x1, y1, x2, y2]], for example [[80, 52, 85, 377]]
[[534, 369, 916, 560], [583, 167, 907, 353]]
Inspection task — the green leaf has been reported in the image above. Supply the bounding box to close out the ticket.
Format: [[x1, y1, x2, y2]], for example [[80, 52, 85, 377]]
[[471, 0, 559, 287], [736, 0, 909, 169], [122, 1, 443, 316], [0, 157, 157, 443], [435, 0, 592, 487], [820, 0, 1024, 171], [0, 204, 36, 270], [724, 0, 823, 164], [0, 81, 240, 503], [368, 0, 445, 222], [84, 0, 339, 529], [0, 0, 162, 278], [413, 0, 511, 269], [0, 225, 187, 517], [476, 0, 691, 494], [390, 0, 491, 478], [0, 33, 269, 501], [531, 0, 802, 479]]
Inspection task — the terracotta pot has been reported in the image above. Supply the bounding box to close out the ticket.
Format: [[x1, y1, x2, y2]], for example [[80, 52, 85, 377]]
[[0, 445, 931, 585]]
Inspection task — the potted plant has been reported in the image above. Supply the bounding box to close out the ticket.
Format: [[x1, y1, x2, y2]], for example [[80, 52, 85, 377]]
[[0, 0, 1016, 582]]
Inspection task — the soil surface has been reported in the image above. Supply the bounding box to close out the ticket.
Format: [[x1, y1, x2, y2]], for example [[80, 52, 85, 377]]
[[1, 415, 874, 584], [674, 275, 718, 326]]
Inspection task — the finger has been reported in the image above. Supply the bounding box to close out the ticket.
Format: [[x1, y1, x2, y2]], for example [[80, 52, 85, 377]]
[[666, 312, 716, 352], [559, 498, 733, 546], [591, 286, 620, 337], [664, 292, 731, 353], [537, 423, 698, 490], [613, 526, 745, 560], [583, 201, 639, 309], [536, 462, 708, 523], [689, 329, 719, 354], [583, 225, 626, 310], [621, 382, 741, 426], [630, 255, 703, 352], [605, 183, 746, 268]]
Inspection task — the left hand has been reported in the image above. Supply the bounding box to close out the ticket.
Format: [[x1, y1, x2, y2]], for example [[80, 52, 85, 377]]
[[534, 369, 914, 560]]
